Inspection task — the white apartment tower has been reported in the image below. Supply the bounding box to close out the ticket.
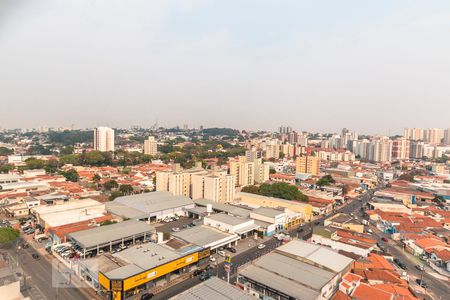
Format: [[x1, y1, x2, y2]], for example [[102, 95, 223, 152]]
[[93, 127, 115, 152], [144, 136, 158, 155]]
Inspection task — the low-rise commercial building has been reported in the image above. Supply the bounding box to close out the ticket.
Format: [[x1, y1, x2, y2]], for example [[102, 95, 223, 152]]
[[170, 277, 254, 300], [324, 213, 364, 234], [172, 225, 240, 250], [68, 220, 155, 257], [237, 239, 353, 300], [106, 191, 194, 222], [31, 199, 106, 229], [92, 239, 209, 300], [236, 192, 313, 223], [203, 213, 259, 238]]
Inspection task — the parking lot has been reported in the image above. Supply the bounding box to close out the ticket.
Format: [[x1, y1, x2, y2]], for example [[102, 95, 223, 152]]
[[154, 216, 198, 233]]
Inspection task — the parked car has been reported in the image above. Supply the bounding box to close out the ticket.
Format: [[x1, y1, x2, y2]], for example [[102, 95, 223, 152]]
[[26, 228, 36, 235], [199, 273, 211, 281], [209, 256, 216, 262], [141, 293, 154, 300], [257, 244, 266, 250], [415, 279, 428, 288], [381, 237, 388, 242], [171, 227, 180, 232], [217, 251, 226, 257], [193, 269, 204, 276], [225, 247, 236, 253], [394, 258, 407, 270]]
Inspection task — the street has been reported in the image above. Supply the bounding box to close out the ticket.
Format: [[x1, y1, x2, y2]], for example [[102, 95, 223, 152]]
[[4, 240, 90, 300]]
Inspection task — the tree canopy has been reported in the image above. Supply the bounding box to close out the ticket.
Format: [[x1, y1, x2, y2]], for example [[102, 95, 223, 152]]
[[241, 182, 308, 202], [0, 228, 20, 245], [60, 169, 79, 182], [316, 175, 335, 186], [0, 147, 13, 156]]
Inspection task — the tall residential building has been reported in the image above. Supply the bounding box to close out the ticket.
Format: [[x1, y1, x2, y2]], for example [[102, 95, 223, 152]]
[[368, 137, 392, 162], [354, 139, 370, 160], [424, 128, 443, 144], [443, 128, 450, 145], [392, 138, 410, 160], [409, 141, 425, 159], [279, 126, 292, 134], [229, 156, 255, 187], [295, 155, 320, 175], [143, 136, 158, 155], [93, 127, 115, 152], [229, 156, 269, 187], [245, 148, 262, 162], [253, 159, 270, 184], [197, 171, 235, 203], [156, 166, 235, 203], [404, 128, 424, 141]]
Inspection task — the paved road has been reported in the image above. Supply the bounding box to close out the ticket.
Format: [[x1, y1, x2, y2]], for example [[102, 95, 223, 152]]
[[6, 240, 90, 300], [154, 191, 375, 299], [373, 229, 450, 299]]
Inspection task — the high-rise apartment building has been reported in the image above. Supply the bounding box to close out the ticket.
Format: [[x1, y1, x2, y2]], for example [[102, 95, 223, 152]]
[[443, 128, 450, 145], [409, 141, 425, 159], [93, 127, 115, 152], [368, 137, 392, 162], [295, 155, 320, 175], [424, 128, 443, 144], [245, 148, 262, 162], [392, 138, 410, 160], [156, 165, 235, 203], [404, 128, 424, 141], [229, 156, 269, 187], [229, 156, 255, 187], [143, 136, 158, 155]]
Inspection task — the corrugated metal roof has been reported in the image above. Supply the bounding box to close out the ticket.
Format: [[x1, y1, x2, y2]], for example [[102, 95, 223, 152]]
[[106, 192, 194, 217], [276, 239, 353, 273], [171, 277, 254, 300], [68, 220, 155, 249], [172, 225, 238, 247]]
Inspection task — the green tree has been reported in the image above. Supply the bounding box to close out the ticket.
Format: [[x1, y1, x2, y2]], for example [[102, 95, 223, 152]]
[[241, 185, 261, 194], [25, 158, 46, 169], [0, 164, 14, 173], [119, 184, 134, 195], [269, 168, 276, 174], [61, 169, 79, 182], [93, 174, 101, 182], [109, 191, 123, 201], [0, 147, 13, 156], [259, 182, 308, 201], [83, 151, 108, 165], [316, 175, 335, 186], [104, 180, 119, 191], [242, 183, 308, 202], [60, 154, 81, 165], [60, 146, 74, 155], [44, 159, 59, 174], [0, 228, 20, 245], [27, 145, 52, 155]]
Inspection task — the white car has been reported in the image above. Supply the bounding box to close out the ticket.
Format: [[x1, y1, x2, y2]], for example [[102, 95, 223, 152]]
[[217, 250, 226, 256], [209, 256, 216, 262], [257, 244, 266, 250], [172, 227, 180, 232]]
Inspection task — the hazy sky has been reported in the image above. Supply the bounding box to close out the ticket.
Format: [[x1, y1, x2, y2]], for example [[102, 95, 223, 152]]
[[1, 0, 449, 134]]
